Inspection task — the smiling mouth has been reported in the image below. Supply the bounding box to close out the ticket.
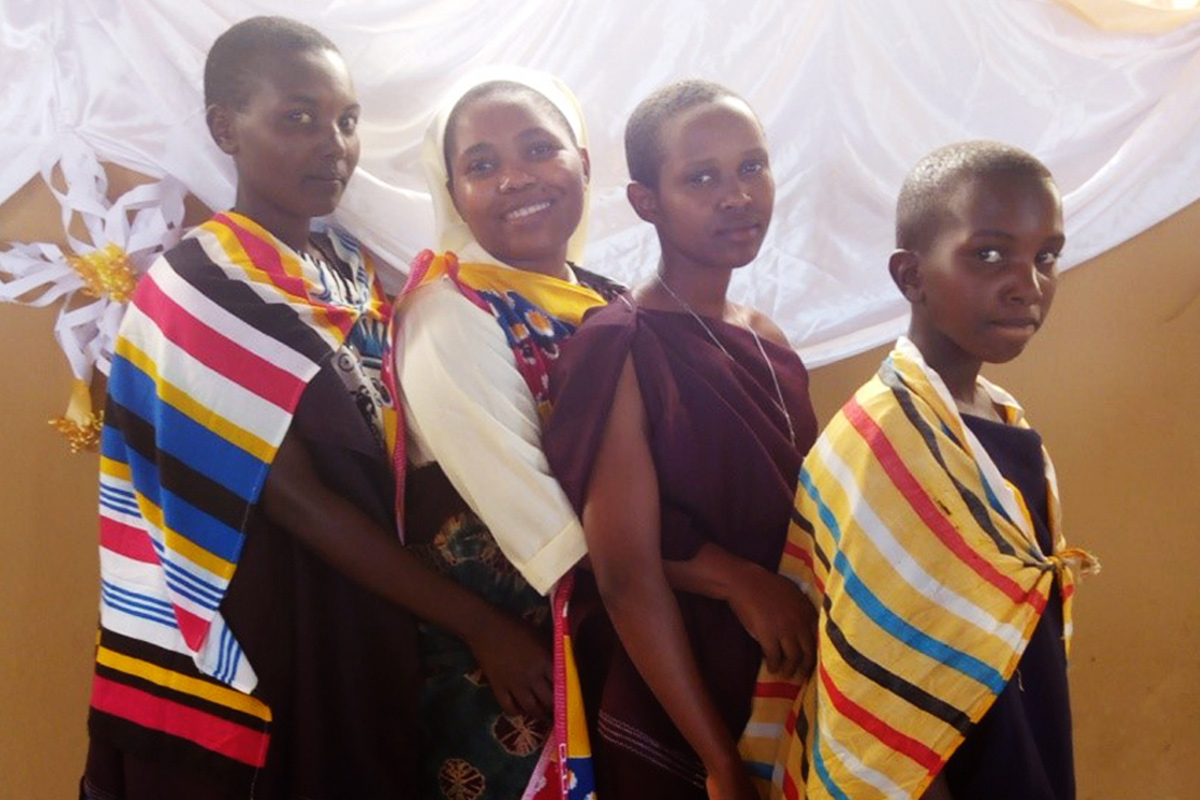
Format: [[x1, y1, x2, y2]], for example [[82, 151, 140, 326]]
[[504, 201, 552, 221]]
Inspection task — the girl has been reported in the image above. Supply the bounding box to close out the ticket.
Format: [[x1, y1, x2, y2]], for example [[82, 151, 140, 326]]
[[82, 18, 537, 799], [542, 80, 819, 800]]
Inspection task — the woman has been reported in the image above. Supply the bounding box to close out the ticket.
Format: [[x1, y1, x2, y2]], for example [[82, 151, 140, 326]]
[[82, 19, 540, 800], [394, 68, 623, 800], [542, 80, 820, 800]]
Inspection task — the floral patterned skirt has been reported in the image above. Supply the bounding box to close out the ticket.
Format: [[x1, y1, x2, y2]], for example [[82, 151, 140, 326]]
[[411, 510, 551, 800]]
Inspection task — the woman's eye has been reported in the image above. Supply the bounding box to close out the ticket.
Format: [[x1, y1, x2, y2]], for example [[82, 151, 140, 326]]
[[741, 160, 766, 176], [287, 110, 314, 125], [465, 159, 494, 176], [688, 172, 715, 188], [528, 141, 557, 158], [339, 115, 358, 135], [977, 248, 1003, 264]]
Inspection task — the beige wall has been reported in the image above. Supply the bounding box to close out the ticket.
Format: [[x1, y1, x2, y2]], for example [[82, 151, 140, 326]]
[[2, 177, 1197, 799]]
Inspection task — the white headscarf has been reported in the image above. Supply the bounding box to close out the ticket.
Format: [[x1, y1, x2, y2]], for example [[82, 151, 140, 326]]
[[420, 66, 591, 268]]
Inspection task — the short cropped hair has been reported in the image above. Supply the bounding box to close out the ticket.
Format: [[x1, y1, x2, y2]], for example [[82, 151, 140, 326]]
[[442, 81, 578, 176], [625, 80, 752, 189], [204, 16, 338, 109], [895, 141, 1054, 251]]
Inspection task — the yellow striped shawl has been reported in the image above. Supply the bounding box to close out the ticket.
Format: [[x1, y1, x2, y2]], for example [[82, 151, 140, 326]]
[[741, 337, 1097, 800]]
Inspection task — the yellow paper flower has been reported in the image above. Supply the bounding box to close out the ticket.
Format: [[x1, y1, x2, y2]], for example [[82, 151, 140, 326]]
[[67, 243, 138, 303]]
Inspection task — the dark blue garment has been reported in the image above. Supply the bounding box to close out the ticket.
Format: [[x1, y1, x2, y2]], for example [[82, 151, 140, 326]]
[[943, 415, 1075, 800]]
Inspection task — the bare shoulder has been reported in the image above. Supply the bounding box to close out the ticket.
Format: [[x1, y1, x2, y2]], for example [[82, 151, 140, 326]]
[[735, 304, 791, 349]]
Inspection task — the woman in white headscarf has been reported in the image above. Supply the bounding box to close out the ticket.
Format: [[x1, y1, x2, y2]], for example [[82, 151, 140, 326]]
[[393, 68, 623, 799]]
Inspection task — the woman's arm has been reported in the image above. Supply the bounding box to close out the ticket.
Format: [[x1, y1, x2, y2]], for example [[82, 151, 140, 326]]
[[260, 429, 553, 718], [582, 355, 756, 800], [399, 282, 586, 593], [663, 545, 816, 678]]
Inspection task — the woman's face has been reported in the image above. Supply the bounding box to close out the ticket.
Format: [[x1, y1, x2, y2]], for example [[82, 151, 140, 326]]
[[213, 47, 360, 248], [445, 90, 588, 275]]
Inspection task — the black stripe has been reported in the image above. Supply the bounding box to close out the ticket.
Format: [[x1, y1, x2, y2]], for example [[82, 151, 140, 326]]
[[88, 708, 259, 786], [166, 237, 333, 366], [96, 629, 270, 728], [880, 368, 1018, 558], [93, 661, 268, 730], [105, 398, 249, 533], [822, 595, 973, 734]]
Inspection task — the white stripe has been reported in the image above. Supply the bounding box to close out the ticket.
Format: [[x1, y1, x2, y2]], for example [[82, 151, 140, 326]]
[[120, 303, 298, 443], [191, 228, 344, 354], [815, 436, 1027, 652], [150, 250, 320, 378], [819, 717, 912, 800], [742, 720, 784, 739]]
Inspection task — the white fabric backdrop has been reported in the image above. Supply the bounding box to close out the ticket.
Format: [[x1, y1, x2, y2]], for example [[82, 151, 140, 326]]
[[3, 0, 1199, 365]]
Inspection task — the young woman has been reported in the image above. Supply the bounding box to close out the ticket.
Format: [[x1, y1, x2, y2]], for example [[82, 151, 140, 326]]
[[541, 80, 819, 800], [393, 68, 623, 800], [82, 19, 540, 800]]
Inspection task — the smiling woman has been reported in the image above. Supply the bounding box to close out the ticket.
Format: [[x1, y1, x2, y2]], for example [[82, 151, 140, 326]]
[[391, 68, 623, 800]]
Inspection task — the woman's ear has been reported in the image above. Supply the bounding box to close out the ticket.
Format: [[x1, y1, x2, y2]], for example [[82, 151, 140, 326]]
[[889, 248, 923, 303], [626, 181, 659, 224], [206, 105, 238, 155]]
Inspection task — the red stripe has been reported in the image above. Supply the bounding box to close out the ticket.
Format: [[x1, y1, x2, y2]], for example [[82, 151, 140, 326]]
[[219, 214, 354, 338], [90, 674, 268, 766], [844, 398, 1044, 613], [785, 708, 798, 735], [783, 769, 800, 800], [173, 604, 210, 652], [135, 272, 307, 411], [756, 681, 802, 700], [217, 213, 308, 300], [100, 518, 158, 564], [818, 664, 943, 772], [784, 540, 813, 569]]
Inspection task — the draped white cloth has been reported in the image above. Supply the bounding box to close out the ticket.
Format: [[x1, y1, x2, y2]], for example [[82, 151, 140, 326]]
[[3, 0, 1199, 365]]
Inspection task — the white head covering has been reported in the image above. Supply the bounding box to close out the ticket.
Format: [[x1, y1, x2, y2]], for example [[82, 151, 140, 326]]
[[421, 66, 591, 267]]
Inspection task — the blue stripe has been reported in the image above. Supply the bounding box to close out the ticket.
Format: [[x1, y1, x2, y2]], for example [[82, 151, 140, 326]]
[[108, 354, 270, 502], [101, 582, 177, 628], [100, 421, 128, 460], [810, 727, 852, 800], [100, 483, 137, 503], [160, 558, 224, 605], [802, 472, 1007, 693], [161, 564, 223, 610], [124, 445, 246, 563], [99, 495, 141, 518], [745, 761, 774, 780], [216, 624, 231, 683], [218, 623, 239, 684]]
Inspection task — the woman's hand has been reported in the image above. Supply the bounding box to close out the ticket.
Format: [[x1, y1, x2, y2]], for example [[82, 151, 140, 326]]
[[704, 753, 761, 800], [727, 564, 817, 678], [466, 612, 554, 720]]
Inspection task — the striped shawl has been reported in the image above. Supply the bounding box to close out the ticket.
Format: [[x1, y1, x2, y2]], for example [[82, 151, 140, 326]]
[[92, 212, 392, 771], [741, 337, 1097, 800]]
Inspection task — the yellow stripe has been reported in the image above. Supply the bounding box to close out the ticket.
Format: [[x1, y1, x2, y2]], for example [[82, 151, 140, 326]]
[[136, 494, 236, 580], [116, 337, 277, 463], [96, 645, 271, 721], [204, 217, 349, 346], [100, 456, 132, 482]]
